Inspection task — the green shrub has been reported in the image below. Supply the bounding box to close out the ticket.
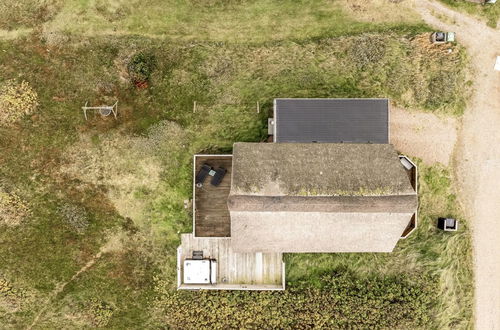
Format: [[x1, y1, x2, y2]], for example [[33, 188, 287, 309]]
[[0, 79, 38, 125], [350, 34, 388, 69], [0, 275, 28, 312], [0, 189, 31, 226], [153, 271, 438, 328], [87, 299, 114, 327], [0, 277, 27, 300], [58, 204, 90, 234], [127, 52, 157, 84]]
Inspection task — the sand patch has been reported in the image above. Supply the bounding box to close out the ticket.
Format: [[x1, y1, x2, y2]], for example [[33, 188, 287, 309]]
[[390, 106, 458, 165]]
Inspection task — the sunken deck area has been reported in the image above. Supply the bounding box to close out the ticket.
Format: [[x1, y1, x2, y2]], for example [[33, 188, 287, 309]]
[[193, 155, 232, 237], [177, 234, 285, 290]]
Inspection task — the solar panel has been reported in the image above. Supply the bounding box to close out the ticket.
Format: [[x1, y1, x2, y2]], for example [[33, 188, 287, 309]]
[[274, 98, 389, 143]]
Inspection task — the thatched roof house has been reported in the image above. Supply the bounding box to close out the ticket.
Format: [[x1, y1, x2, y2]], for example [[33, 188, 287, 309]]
[[228, 143, 417, 253]]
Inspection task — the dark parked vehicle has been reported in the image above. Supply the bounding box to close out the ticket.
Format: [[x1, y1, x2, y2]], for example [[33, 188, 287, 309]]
[[431, 32, 455, 44]]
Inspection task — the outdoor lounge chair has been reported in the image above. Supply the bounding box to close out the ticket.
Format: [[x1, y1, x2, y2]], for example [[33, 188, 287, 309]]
[[210, 167, 227, 186], [195, 163, 212, 187]]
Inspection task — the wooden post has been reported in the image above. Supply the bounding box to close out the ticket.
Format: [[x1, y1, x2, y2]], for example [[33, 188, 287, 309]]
[[83, 101, 88, 120], [193, 101, 197, 113], [256, 101, 260, 113], [112, 101, 118, 119]]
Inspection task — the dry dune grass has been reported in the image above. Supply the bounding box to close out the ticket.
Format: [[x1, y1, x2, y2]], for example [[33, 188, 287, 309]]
[[340, 0, 420, 23], [195, 32, 468, 117], [0, 0, 60, 30], [60, 133, 159, 223], [0, 28, 33, 40], [60, 121, 186, 227], [100, 231, 126, 254], [0, 0, 422, 43]]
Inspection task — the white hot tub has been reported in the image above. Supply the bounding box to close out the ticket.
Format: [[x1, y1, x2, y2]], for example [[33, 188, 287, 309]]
[[183, 259, 217, 284]]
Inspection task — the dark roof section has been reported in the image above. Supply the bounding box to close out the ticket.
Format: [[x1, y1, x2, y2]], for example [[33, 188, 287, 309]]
[[274, 98, 389, 143]]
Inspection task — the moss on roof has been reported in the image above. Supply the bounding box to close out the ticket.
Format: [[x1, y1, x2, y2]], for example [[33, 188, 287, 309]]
[[231, 143, 415, 197]]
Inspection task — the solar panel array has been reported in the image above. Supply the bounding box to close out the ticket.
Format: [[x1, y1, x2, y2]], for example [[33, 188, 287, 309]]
[[274, 98, 389, 143]]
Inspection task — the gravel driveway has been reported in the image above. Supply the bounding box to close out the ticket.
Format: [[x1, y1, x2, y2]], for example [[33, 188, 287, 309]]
[[415, 1, 500, 328]]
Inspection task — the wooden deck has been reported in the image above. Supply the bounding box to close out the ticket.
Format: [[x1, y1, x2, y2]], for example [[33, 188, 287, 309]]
[[194, 155, 232, 237], [178, 234, 284, 290]]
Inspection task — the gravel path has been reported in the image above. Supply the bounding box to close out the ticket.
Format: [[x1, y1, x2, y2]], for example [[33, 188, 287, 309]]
[[390, 106, 458, 165], [415, 1, 500, 328]]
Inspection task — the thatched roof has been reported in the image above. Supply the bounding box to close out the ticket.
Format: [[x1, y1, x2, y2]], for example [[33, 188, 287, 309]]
[[230, 211, 413, 253], [230, 143, 415, 197], [228, 195, 417, 213], [228, 142, 417, 253]]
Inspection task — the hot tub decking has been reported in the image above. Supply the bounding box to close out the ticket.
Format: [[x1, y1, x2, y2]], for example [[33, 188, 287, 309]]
[[177, 234, 284, 290], [193, 155, 232, 237]]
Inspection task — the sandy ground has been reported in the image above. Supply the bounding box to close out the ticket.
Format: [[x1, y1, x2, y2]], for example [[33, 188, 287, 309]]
[[390, 106, 457, 165], [0, 28, 32, 40], [415, 1, 500, 328]]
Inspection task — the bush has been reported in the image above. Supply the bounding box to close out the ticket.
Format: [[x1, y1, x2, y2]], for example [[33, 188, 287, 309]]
[[0, 80, 38, 125], [0, 276, 28, 311], [153, 271, 438, 328], [58, 203, 90, 234], [127, 52, 157, 84], [0, 277, 27, 300], [87, 299, 114, 327], [350, 34, 388, 69], [0, 189, 31, 226]]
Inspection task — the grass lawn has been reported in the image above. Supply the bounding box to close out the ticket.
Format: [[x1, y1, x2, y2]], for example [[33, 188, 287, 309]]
[[0, 0, 473, 328], [1, 0, 422, 42]]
